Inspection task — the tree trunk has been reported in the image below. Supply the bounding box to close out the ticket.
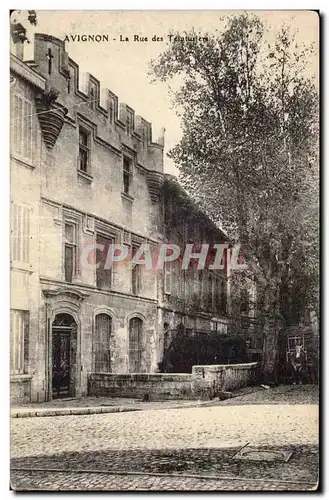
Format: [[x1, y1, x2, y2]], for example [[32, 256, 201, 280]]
[[261, 285, 280, 384], [262, 323, 279, 384]]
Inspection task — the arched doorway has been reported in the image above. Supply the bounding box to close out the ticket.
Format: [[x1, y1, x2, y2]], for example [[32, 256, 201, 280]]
[[52, 313, 77, 399]]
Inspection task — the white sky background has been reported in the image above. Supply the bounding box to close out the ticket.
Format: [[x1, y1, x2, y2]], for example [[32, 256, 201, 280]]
[[12, 10, 319, 176]]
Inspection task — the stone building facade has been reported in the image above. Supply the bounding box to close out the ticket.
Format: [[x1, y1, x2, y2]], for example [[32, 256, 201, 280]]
[[10, 32, 230, 403], [159, 175, 230, 352]]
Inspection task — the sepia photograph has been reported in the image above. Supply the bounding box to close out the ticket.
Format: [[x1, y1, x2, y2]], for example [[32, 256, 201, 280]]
[[9, 9, 319, 492]]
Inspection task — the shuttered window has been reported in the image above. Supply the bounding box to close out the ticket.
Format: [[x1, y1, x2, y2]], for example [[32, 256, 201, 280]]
[[215, 276, 227, 315], [11, 203, 30, 263], [10, 310, 29, 375], [64, 222, 77, 282], [11, 93, 33, 163], [94, 314, 112, 372], [129, 317, 143, 373]]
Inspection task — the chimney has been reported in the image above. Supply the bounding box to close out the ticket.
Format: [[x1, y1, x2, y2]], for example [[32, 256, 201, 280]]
[[10, 22, 28, 60]]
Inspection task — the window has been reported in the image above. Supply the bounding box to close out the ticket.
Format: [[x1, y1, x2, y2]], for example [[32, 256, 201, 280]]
[[78, 127, 91, 173], [94, 314, 112, 372], [132, 246, 142, 295], [170, 260, 180, 297], [129, 317, 143, 373], [240, 289, 249, 314], [123, 157, 132, 195], [96, 234, 113, 289], [11, 93, 33, 163], [10, 310, 29, 375], [64, 222, 77, 282], [11, 203, 30, 264], [215, 276, 227, 315]]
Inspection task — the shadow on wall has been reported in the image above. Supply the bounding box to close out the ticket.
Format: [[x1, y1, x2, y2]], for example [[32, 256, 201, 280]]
[[159, 330, 249, 374]]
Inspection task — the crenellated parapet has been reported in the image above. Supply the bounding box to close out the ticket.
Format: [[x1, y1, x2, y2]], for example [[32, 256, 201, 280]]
[[27, 32, 164, 180]]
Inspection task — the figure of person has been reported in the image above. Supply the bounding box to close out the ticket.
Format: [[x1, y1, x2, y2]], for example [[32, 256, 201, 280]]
[[290, 341, 306, 385]]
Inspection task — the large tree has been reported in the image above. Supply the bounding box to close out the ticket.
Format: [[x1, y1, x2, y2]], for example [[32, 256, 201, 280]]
[[151, 13, 319, 380]]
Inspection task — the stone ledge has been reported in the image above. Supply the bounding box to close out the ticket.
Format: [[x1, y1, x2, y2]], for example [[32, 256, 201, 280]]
[[10, 374, 33, 382], [11, 406, 142, 419]]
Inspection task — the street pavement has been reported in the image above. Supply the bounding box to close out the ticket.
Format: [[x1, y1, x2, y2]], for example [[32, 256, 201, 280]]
[[11, 384, 319, 417], [11, 469, 318, 491], [10, 385, 319, 491]]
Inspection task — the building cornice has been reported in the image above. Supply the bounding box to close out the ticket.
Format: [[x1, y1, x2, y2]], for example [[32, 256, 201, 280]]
[[40, 277, 158, 304], [10, 53, 46, 90]]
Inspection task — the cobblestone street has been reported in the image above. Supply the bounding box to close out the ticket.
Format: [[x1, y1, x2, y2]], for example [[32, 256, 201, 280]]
[[11, 469, 318, 491], [10, 385, 319, 491]]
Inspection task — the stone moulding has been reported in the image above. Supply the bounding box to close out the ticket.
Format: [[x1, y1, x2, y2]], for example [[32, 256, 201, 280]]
[[35, 88, 68, 149], [146, 171, 164, 203], [42, 286, 89, 302]]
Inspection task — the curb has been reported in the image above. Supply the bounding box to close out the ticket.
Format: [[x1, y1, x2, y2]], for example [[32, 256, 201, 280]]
[[10, 386, 266, 419], [10, 400, 217, 418], [11, 406, 142, 418]]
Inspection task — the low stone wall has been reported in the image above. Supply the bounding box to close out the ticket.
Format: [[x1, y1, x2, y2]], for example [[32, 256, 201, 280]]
[[88, 373, 194, 400], [10, 375, 32, 404], [191, 363, 260, 399], [89, 362, 260, 401]]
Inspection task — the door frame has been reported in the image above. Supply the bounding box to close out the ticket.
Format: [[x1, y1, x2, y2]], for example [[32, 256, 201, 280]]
[[46, 306, 81, 402], [51, 323, 75, 399], [43, 287, 89, 402]]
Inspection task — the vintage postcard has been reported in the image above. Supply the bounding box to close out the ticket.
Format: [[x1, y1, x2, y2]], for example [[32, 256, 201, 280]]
[[10, 10, 319, 492]]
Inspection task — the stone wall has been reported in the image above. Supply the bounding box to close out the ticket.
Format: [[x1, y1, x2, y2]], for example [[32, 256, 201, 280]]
[[89, 373, 193, 400], [191, 363, 260, 399], [10, 376, 32, 404], [89, 362, 260, 400]]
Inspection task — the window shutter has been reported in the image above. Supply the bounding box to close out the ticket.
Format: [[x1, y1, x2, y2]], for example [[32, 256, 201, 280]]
[[11, 203, 30, 264], [10, 310, 28, 374], [129, 318, 143, 372], [11, 93, 33, 162], [94, 314, 112, 372]]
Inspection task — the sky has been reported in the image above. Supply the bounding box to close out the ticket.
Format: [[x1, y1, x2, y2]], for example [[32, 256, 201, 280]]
[[11, 10, 319, 176]]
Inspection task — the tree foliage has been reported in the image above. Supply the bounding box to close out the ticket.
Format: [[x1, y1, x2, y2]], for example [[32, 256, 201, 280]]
[[151, 14, 319, 378]]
